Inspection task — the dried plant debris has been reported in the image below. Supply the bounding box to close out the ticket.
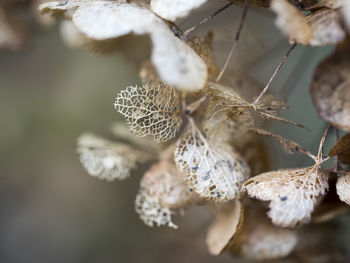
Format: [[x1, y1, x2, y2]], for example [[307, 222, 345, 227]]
[[77, 133, 150, 181], [206, 200, 243, 255], [329, 133, 350, 164], [39, 0, 208, 90], [310, 43, 350, 131], [271, 0, 346, 46], [135, 160, 198, 228], [343, 0, 350, 31], [336, 173, 350, 206], [242, 167, 330, 228], [150, 0, 208, 22], [114, 84, 182, 143], [175, 123, 250, 201]]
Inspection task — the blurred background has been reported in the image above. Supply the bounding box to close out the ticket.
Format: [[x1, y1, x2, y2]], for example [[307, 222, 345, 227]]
[[1, 1, 349, 262]]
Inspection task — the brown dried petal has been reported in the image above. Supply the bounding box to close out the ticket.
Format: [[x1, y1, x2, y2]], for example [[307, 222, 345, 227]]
[[329, 133, 350, 163], [206, 200, 242, 255]]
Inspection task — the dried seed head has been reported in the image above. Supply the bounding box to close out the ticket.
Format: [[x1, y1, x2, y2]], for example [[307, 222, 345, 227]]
[[310, 43, 350, 131], [114, 84, 182, 143], [77, 133, 149, 181], [206, 200, 243, 255], [242, 167, 330, 228], [175, 124, 250, 201], [336, 173, 350, 205]]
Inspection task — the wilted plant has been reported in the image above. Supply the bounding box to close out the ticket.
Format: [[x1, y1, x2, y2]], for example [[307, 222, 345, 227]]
[[30, 0, 350, 261]]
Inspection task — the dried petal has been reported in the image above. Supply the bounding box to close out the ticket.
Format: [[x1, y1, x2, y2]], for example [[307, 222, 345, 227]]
[[206, 200, 242, 255], [70, 1, 207, 90], [310, 44, 350, 131], [150, 0, 208, 22], [242, 167, 330, 227], [306, 9, 345, 46], [77, 133, 149, 181], [336, 173, 350, 205], [343, 0, 350, 31], [114, 84, 182, 142], [329, 133, 350, 164], [175, 125, 250, 201], [59, 20, 87, 48], [271, 0, 312, 45], [135, 160, 197, 228], [240, 221, 298, 260]]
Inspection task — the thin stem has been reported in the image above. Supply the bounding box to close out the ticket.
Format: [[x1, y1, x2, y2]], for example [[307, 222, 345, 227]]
[[333, 126, 340, 172], [182, 2, 233, 40], [317, 125, 330, 164], [185, 96, 207, 115], [215, 0, 250, 82], [251, 43, 297, 107]]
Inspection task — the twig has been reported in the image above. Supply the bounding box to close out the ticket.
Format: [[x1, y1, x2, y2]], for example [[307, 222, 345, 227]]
[[182, 2, 233, 40], [216, 0, 250, 82], [251, 43, 297, 107]]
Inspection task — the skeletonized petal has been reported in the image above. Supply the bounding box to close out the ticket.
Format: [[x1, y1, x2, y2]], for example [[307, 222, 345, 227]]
[[77, 133, 148, 181], [114, 84, 182, 142], [135, 160, 197, 228], [150, 0, 208, 22], [175, 126, 250, 201], [336, 173, 350, 205], [242, 167, 329, 228]]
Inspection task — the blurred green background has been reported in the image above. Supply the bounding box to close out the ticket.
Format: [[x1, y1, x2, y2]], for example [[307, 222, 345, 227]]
[[1, 1, 349, 262]]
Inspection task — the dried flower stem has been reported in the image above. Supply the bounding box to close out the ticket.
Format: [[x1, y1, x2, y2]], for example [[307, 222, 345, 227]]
[[182, 2, 233, 40], [216, 0, 250, 82], [251, 43, 297, 107]]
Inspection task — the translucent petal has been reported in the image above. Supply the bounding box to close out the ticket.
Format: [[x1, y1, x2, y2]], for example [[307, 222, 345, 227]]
[[242, 167, 329, 228], [175, 125, 250, 201], [77, 133, 148, 181]]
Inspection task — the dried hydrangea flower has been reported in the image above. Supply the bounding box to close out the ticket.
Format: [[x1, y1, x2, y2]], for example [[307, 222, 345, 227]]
[[114, 84, 182, 143], [175, 121, 250, 201], [206, 200, 242, 255], [77, 133, 150, 181], [336, 173, 350, 205], [310, 41, 350, 131], [39, 0, 208, 90], [150, 0, 208, 22], [271, 0, 346, 46], [135, 160, 198, 228]]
